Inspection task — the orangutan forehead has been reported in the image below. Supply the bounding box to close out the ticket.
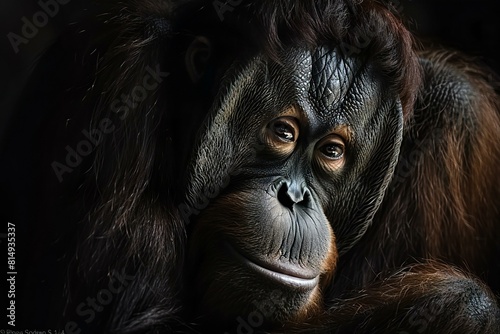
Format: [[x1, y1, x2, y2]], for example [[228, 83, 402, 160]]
[[256, 47, 386, 125]]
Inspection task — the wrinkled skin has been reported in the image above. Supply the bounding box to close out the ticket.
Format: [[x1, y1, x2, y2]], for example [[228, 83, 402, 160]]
[[185, 46, 402, 325]]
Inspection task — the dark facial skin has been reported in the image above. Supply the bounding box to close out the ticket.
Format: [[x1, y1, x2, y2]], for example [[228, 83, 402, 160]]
[[185, 46, 403, 326]]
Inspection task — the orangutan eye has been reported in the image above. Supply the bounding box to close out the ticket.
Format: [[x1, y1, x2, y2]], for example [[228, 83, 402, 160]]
[[270, 118, 298, 143], [320, 143, 344, 160], [316, 135, 346, 170]]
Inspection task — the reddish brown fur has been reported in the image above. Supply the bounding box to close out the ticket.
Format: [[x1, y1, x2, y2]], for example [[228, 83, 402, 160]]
[[286, 263, 499, 333]]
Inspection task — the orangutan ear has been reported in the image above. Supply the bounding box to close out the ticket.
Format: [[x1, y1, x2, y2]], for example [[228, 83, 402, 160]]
[[185, 36, 212, 83]]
